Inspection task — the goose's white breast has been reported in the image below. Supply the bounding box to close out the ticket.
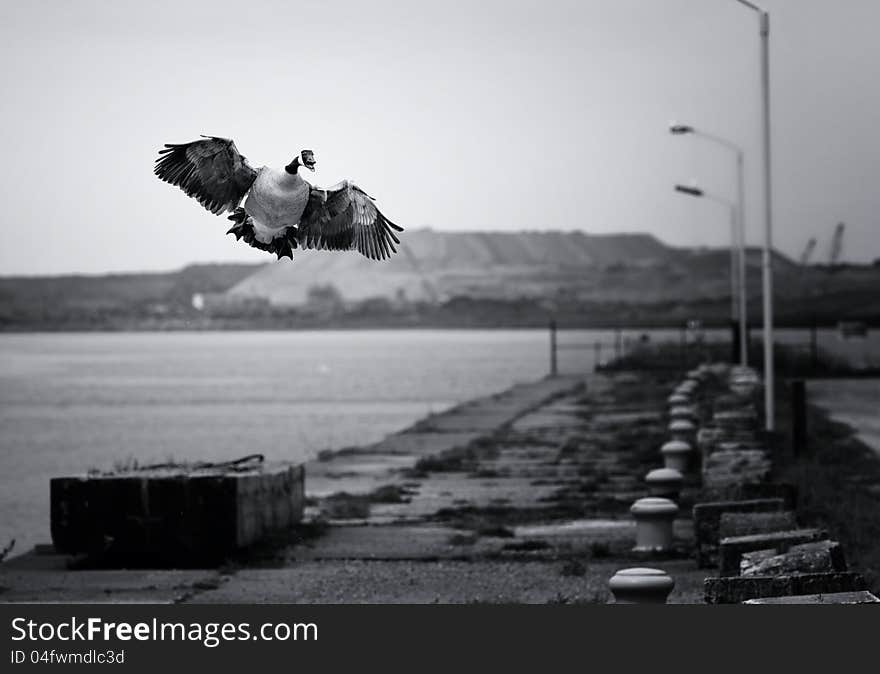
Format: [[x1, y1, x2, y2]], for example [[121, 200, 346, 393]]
[[244, 167, 310, 242]]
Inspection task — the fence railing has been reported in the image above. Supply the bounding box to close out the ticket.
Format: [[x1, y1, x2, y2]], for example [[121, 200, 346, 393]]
[[547, 320, 850, 378]]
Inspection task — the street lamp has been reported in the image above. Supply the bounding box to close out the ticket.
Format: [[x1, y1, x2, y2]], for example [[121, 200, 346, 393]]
[[674, 184, 741, 350], [732, 0, 775, 432], [670, 123, 748, 368]]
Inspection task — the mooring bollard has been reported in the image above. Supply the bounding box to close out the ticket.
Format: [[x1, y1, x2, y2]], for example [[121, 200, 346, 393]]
[[630, 497, 679, 552], [608, 567, 675, 604], [668, 418, 696, 444], [686, 368, 703, 381], [669, 405, 697, 422], [667, 392, 690, 406], [677, 380, 697, 394], [729, 368, 760, 397], [645, 467, 683, 501], [661, 439, 693, 472]]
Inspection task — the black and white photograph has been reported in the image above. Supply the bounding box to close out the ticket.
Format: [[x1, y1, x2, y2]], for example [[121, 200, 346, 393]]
[[2, 0, 880, 622]]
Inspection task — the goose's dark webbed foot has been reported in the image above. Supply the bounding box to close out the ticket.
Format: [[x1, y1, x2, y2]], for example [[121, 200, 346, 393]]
[[272, 227, 299, 260], [226, 208, 253, 241], [226, 210, 298, 260]]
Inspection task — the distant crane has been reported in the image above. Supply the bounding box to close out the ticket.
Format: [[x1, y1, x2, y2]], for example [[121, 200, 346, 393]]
[[799, 238, 816, 266], [828, 222, 845, 269]]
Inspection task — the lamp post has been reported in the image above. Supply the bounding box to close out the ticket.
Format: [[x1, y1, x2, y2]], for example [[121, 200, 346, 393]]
[[732, 0, 775, 431], [674, 185, 741, 354], [670, 124, 748, 367]]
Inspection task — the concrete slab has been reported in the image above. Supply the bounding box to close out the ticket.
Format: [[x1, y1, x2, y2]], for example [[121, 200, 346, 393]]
[[744, 591, 879, 604], [705, 572, 867, 604], [693, 499, 786, 568], [740, 540, 846, 577], [718, 510, 797, 539], [719, 528, 826, 576]]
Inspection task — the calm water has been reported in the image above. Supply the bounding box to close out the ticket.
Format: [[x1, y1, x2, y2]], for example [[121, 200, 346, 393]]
[[0, 329, 603, 555], [810, 379, 880, 455], [1, 327, 877, 557]]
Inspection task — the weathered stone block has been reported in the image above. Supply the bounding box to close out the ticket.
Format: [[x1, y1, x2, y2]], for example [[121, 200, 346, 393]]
[[692, 498, 785, 568], [713, 409, 759, 432], [719, 528, 825, 576], [743, 590, 879, 604], [740, 540, 846, 577], [712, 394, 754, 413], [698, 482, 797, 509], [696, 427, 759, 459], [705, 572, 867, 604], [702, 449, 771, 490], [51, 462, 304, 566], [718, 510, 797, 539]]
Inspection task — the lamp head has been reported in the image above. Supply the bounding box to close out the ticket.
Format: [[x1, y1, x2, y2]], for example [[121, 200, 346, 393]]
[[675, 184, 704, 197]]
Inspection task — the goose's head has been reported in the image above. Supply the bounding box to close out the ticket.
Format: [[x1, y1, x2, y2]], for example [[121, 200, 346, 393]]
[[286, 150, 316, 174]]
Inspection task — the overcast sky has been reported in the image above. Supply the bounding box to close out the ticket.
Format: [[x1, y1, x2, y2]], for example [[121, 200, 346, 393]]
[[1, 0, 877, 275]]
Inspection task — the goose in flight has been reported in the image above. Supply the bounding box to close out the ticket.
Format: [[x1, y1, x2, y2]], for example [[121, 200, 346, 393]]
[[154, 136, 403, 260]]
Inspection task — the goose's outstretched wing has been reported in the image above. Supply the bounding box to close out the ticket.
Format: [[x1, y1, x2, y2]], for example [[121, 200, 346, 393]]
[[296, 182, 403, 261], [154, 136, 257, 214]]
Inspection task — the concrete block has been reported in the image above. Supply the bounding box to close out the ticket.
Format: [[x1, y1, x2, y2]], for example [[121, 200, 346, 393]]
[[51, 462, 304, 566], [702, 448, 771, 490], [713, 409, 758, 432], [705, 572, 867, 604], [743, 590, 879, 604], [740, 540, 847, 577], [698, 482, 797, 509], [692, 498, 785, 568], [718, 510, 797, 539], [719, 528, 826, 576]]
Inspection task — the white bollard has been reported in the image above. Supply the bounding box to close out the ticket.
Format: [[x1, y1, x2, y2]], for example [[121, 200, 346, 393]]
[[669, 405, 697, 422], [608, 567, 675, 604], [668, 418, 696, 444], [660, 439, 693, 472], [667, 392, 690, 406], [630, 497, 679, 552], [645, 467, 684, 501]]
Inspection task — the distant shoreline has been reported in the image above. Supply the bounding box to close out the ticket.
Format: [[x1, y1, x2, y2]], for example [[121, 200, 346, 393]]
[[0, 319, 875, 333]]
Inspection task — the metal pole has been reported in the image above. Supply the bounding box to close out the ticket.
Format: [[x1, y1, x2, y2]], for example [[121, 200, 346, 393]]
[[549, 319, 558, 377], [759, 10, 775, 431], [736, 150, 748, 367], [728, 203, 739, 365], [729, 204, 738, 325], [732, 1, 774, 431]]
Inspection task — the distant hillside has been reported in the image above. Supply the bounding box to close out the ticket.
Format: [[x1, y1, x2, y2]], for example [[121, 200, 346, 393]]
[[228, 229, 797, 306], [1, 230, 878, 330], [0, 263, 264, 329]]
